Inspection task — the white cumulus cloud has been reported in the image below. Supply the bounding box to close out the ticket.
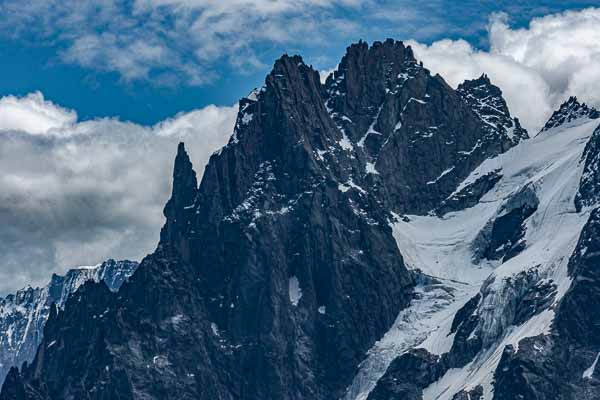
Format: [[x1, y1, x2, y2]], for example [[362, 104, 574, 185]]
[[0, 92, 77, 135], [409, 7, 600, 133], [490, 8, 600, 111]]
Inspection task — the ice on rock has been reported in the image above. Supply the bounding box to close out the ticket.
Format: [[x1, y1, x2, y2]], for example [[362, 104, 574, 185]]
[[210, 322, 220, 337], [583, 352, 600, 379], [344, 278, 476, 400], [365, 162, 379, 175], [339, 132, 354, 151], [288, 276, 302, 306]]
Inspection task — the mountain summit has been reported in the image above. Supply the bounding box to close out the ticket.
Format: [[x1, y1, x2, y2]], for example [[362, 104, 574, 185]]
[[542, 96, 599, 132], [4, 39, 600, 400]]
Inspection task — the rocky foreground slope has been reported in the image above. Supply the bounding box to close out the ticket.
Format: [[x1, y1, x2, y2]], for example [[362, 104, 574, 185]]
[[0, 260, 138, 386], [2, 39, 600, 399]]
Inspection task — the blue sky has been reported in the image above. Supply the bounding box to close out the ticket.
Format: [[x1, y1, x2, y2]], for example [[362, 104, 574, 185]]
[[0, 0, 598, 125]]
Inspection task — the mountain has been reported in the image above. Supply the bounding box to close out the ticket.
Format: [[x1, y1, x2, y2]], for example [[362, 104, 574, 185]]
[[0, 260, 138, 386], [3, 40, 600, 400]]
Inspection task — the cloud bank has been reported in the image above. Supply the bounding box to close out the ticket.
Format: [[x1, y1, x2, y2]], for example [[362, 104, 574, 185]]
[[0, 92, 77, 135], [0, 94, 237, 294], [409, 8, 600, 132]]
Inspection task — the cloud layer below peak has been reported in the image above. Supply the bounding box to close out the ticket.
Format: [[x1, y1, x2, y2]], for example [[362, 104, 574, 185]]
[[0, 95, 237, 294]]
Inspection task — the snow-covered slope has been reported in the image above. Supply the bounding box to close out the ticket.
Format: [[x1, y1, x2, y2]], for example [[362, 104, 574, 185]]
[[356, 101, 600, 399], [345, 276, 475, 400], [0, 259, 138, 385]]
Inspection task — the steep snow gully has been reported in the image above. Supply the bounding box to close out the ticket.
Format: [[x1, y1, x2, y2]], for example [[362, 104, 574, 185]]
[[346, 116, 599, 399]]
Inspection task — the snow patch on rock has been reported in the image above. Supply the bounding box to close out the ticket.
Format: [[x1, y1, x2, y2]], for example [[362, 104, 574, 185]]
[[583, 352, 600, 379], [288, 276, 302, 306]]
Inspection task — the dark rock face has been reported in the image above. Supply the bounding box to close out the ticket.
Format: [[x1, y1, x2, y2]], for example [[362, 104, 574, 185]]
[[435, 169, 503, 216], [457, 74, 528, 148], [163, 53, 416, 399], [541, 96, 599, 132], [324, 40, 526, 214], [1, 257, 236, 400], [159, 142, 199, 254], [576, 124, 600, 212], [558, 208, 600, 347], [0, 40, 527, 400], [472, 184, 539, 262], [452, 385, 483, 400], [0, 259, 138, 386], [450, 293, 481, 335], [367, 349, 445, 400]]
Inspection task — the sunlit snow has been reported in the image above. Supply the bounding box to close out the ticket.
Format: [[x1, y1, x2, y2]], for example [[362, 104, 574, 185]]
[[288, 276, 302, 306]]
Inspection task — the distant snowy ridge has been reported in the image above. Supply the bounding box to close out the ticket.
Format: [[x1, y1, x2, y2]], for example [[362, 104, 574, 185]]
[[0, 259, 138, 385]]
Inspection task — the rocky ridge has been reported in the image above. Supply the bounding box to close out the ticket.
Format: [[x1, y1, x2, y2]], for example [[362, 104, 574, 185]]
[[542, 96, 599, 132]]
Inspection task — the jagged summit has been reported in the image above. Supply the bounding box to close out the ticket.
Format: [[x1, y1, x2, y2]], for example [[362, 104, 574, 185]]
[[324, 39, 421, 145], [457, 74, 529, 147], [326, 39, 417, 84], [459, 73, 493, 87], [173, 142, 197, 194], [160, 142, 198, 249], [542, 96, 600, 132], [324, 39, 527, 213], [458, 73, 492, 88]]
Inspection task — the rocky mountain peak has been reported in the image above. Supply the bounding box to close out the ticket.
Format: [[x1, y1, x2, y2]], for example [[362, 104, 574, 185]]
[[173, 142, 198, 199], [160, 142, 198, 248], [457, 73, 494, 94], [321, 40, 528, 214], [457, 74, 529, 146], [324, 39, 423, 145], [335, 38, 417, 73], [542, 96, 600, 132]]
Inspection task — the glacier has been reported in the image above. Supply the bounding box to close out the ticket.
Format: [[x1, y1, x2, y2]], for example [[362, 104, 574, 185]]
[[351, 115, 600, 399]]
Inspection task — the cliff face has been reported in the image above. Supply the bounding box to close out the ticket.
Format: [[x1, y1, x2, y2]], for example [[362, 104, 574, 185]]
[[0, 40, 526, 400], [324, 41, 526, 214]]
